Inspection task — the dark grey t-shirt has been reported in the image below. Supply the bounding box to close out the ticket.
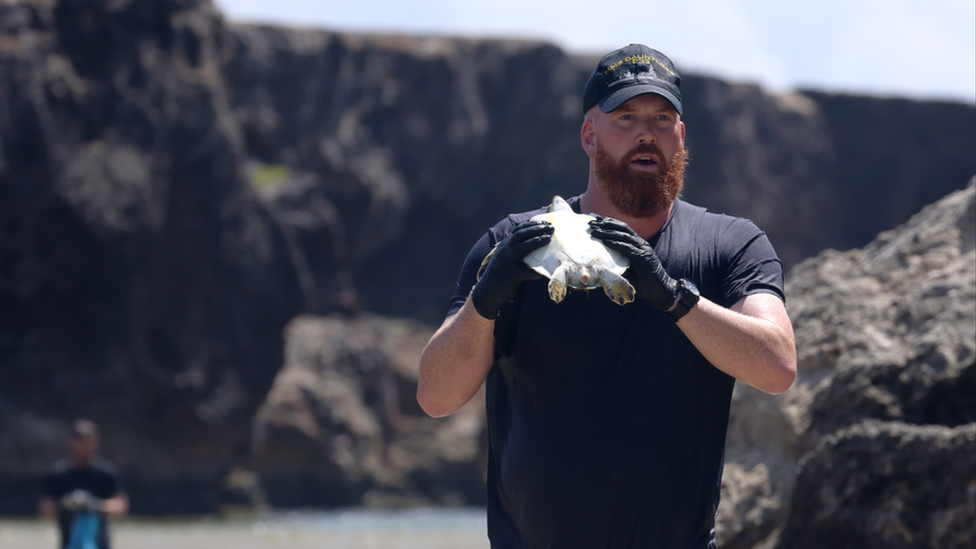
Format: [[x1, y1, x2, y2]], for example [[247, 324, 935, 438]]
[[447, 196, 784, 549]]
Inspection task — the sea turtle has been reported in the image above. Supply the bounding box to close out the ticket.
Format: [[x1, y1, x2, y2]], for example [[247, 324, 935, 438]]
[[522, 195, 636, 305]]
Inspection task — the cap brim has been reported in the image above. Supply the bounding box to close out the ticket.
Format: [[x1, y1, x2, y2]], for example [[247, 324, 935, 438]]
[[598, 85, 682, 115]]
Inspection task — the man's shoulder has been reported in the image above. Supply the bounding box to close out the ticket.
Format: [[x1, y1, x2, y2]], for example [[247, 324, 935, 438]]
[[88, 458, 123, 478], [46, 459, 73, 476], [493, 204, 551, 230], [672, 199, 767, 240], [673, 199, 753, 225], [50, 458, 122, 477]]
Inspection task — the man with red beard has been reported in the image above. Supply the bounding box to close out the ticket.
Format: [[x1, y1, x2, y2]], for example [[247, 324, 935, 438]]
[[418, 44, 796, 548]]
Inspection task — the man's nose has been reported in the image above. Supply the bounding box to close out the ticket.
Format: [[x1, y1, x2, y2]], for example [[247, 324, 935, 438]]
[[635, 119, 657, 144]]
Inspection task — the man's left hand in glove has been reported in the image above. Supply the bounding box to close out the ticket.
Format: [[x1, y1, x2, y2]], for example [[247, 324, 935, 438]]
[[588, 216, 679, 312], [60, 490, 101, 513]]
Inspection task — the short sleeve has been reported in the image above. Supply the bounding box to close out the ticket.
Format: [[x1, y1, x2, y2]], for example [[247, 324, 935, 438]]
[[719, 221, 785, 307], [102, 463, 125, 498], [42, 469, 60, 498]]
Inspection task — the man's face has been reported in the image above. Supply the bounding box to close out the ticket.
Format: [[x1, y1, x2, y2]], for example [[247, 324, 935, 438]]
[[588, 94, 687, 218], [68, 435, 98, 465]]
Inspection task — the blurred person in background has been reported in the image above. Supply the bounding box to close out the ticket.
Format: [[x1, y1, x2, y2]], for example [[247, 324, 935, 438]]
[[39, 419, 128, 549]]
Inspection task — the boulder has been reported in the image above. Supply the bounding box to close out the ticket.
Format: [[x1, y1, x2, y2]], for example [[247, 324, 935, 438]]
[[244, 314, 487, 508], [778, 420, 975, 549], [718, 179, 976, 547]]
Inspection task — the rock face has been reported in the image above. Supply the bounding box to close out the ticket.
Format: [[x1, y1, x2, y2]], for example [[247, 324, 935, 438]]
[[0, 0, 974, 523], [718, 180, 976, 548], [242, 314, 486, 509], [224, 24, 976, 324], [0, 0, 351, 513], [779, 421, 975, 549]]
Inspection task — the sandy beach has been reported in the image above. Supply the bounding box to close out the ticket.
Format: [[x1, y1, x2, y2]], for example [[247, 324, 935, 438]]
[[0, 508, 490, 549]]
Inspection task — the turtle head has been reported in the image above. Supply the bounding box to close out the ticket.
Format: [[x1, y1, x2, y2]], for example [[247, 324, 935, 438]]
[[548, 195, 572, 213]]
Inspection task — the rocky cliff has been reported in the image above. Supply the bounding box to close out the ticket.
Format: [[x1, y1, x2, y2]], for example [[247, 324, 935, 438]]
[[0, 0, 305, 513], [225, 24, 975, 324], [720, 179, 975, 548], [0, 0, 974, 537]]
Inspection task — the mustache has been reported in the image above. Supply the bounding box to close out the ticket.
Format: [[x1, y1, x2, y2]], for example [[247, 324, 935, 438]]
[[626, 143, 665, 161]]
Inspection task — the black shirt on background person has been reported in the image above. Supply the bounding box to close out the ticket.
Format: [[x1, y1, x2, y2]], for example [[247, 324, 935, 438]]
[[39, 420, 128, 549]]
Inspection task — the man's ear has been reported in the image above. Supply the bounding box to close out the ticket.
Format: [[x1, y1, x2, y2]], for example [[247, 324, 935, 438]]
[[581, 118, 596, 158]]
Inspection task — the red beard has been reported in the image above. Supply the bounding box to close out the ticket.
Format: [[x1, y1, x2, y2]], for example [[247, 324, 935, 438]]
[[594, 141, 687, 219]]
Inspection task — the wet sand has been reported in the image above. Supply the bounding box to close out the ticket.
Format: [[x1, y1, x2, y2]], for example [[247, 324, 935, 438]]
[[0, 508, 490, 549]]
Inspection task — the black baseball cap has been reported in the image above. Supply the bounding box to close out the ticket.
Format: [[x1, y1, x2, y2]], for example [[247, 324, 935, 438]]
[[582, 44, 682, 116]]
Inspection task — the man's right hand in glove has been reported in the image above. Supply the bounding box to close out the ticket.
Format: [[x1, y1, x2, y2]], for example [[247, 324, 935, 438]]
[[418, 219, 552, 417], [470, 220, 553, 319]]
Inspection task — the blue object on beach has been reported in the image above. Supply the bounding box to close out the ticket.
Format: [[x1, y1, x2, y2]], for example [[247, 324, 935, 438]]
[[68, 512, 99, 549]]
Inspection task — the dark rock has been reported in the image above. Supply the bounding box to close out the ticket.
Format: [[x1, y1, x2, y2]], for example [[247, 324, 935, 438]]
[[249, 164, 358, 315], [792, 179, 976, 451], [224, 27, 593, 324], [223, 24, 976, 325], [779, 421, 976, 549], [0, 0, 974, 520], [245, 315, 486, 508], [719, 180, 975, 548], [0, 0, 343, 514], [808, 360, 976, 439]]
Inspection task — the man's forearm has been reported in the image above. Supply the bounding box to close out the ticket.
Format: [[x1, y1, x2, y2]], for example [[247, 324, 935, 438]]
[[417, 298, 496, 417], [38, 497, 55, 518], [101, 495, 128, 516], [677, 294, 797, 394]]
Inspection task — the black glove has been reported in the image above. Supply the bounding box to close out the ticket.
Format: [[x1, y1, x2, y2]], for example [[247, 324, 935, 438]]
[[588, 216, 678, 311], [470, 220, 553, 319], [60, 490, 100, 512]]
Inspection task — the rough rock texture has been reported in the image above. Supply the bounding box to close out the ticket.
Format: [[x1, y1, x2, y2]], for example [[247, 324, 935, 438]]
[[717, 180, 976, 548], [2, 0, 270, 512], [779, 421, 976, 549], [223, 27, 593, 324], [224, 24, 976, 325], [1, 0, 974, 521], [243, 315, 486, 508], [0, 0, 350, 513]]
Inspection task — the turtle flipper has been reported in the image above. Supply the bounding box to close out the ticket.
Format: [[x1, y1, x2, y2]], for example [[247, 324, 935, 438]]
[[548, 263, 570, 303], [599, 270, 636, 306], [476, 245, 497, 281]]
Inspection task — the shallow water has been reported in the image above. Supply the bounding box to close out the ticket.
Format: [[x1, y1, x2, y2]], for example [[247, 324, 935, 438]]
[[0, 507, 490, 549]]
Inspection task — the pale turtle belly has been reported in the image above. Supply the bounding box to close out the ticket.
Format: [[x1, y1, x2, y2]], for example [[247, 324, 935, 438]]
[[523, 208, 634, 304]]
